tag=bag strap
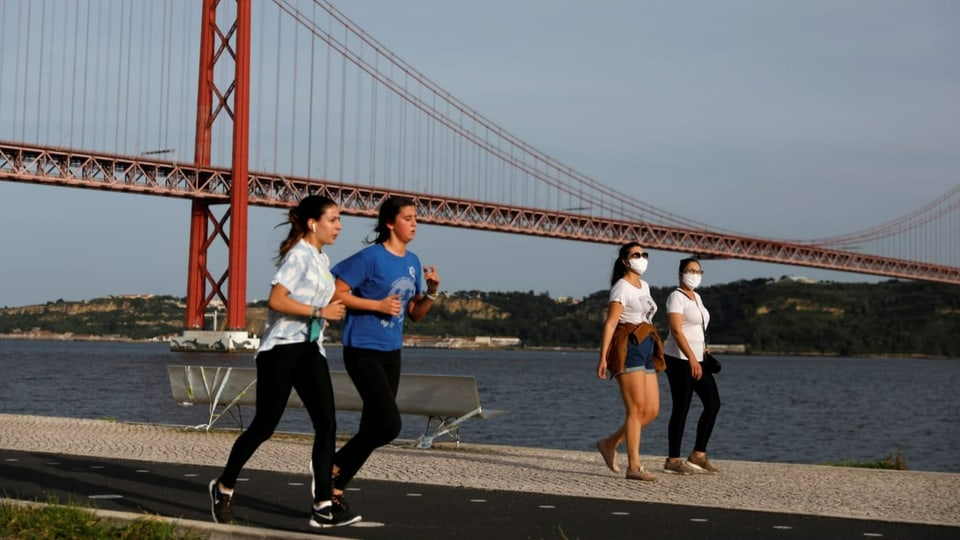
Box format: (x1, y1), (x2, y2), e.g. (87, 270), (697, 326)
(677, 288), (708, 348)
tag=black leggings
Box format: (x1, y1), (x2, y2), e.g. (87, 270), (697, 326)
(219, 342), (336, 502)
(664, 353), (721, 458)
(333, 346), (402, 489)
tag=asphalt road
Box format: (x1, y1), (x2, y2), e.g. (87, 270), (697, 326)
(1, 449), (956, 540)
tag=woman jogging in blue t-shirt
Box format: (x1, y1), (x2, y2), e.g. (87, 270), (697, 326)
(327, 195), (440, 515)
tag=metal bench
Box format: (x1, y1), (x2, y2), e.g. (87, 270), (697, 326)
(166, 365), (506, 449)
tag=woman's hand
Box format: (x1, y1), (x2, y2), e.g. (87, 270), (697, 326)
(596, 357), (609, 380)
(378, 294), (403, 316)
(320, 300), (345, 321)
(423, 265), (440, 294)
(689, 358), (703, 380)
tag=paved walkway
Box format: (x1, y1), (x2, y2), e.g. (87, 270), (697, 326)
(1, 413), (958, 533)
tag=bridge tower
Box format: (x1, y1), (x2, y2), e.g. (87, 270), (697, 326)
(170, 0), (255, 353)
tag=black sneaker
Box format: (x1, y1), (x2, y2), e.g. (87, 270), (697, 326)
(309, 497), (362, 528)
(208, 479), (234, 524)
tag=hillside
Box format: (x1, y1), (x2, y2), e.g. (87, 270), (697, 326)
(1, 278), (959, 357)
(0, 295), (186, 341)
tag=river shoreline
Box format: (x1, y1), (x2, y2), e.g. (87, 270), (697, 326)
(2, 334), (955, 359)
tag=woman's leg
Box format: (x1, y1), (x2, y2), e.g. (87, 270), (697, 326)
(597, 425), (623, 473)
(291, 345), (337, 504)
(664, 354), (695, 458)
(219, 346), (297, 489)
(333, 347), (402, 490)
(600, 424), (625, 449)
(692, 371), (721, 453)
(616, 372), (646, 472)
(640, 371), (660, 427)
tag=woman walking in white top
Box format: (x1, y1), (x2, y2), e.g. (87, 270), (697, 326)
(663, 257), (722, 474)
(595, 242), (662, 481)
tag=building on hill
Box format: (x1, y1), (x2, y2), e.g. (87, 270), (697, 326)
(404, 335), (522, 349)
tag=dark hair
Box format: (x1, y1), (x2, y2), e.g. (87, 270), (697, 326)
(610, 242), (643, 286)
(366, 195), (415, 245)
(277, 195), (337, 263)
(678, 257), (700, 274)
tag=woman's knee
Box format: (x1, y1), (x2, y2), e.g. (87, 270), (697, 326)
(625, 402), (648, 421)
(640, 404), (659, 425)
(371, 425), (401, 448)
(708, 398), (721, 417)
(363, 412), (402, 447)
(648, 402), (660, 419)
(241, 423), (276, 445)
(383, 412), (402, 440)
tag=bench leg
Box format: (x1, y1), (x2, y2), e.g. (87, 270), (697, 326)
(413, 408), (481, 449)
(186, 367), (256, 431)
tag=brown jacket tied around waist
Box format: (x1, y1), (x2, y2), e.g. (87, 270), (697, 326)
(606, 322), (665, 377)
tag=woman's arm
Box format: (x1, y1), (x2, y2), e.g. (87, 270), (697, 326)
(266, 283), (312, 317)
(597, 301), (624, 379)
(668, 310), (702, 380)
(267, 283), (345, 320)
(331, 278), (402, 317)
(407, 294), (433, 322)
(407, 265), (440, 322)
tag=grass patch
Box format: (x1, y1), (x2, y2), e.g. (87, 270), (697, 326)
(0, 500), (207, 539)
(820, 451), (908, 470)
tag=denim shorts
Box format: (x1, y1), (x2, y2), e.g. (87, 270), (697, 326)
(623, 334), (656, 374)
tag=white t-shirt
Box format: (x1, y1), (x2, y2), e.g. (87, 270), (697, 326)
(257, 239), (336, 357)
(663, 289), (710, 362)
(608, 278), (657, 324)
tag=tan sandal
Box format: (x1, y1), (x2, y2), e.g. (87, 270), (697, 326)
(625, 467), (658, 481)
(596, 439), (620, 473)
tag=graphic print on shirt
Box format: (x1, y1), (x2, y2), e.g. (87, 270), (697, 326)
(639, 295), (657, 320)
(380, 267), (417, 329)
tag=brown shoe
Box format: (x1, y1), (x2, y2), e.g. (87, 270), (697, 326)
(687, 452), (720, 473)
(663, 457), (695, 475)
(625, 467), (658, 481)
(596, 439), (620, 473)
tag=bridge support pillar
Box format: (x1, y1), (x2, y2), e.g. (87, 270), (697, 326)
(174, 0), (254, 353)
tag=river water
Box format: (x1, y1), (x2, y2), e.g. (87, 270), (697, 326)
(1, 340), (957, 473)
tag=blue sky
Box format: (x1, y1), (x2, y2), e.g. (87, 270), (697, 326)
(1, 0), (958, 307)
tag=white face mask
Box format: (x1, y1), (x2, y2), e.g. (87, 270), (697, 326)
(682, 272), (702, 289)
(628, 258), (648, 275)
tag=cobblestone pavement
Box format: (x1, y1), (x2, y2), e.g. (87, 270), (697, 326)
(2, 413), (957, 527)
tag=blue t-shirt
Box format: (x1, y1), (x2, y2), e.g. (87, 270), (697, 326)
(331, 243), (423, 351)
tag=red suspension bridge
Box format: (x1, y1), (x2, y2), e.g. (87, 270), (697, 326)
(1, 1), (958, 339)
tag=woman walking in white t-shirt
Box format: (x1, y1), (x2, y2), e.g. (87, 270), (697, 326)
(663, 257), (721, 474)
(595, 242), (663, 481)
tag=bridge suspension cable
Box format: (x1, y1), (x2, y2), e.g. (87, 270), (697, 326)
(802, 185), (960, 247)
(275, 0), (723, 232)
(0, 1), (957, 285)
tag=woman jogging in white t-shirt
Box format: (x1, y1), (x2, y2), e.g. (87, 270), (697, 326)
(207, 195), (360, 529)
